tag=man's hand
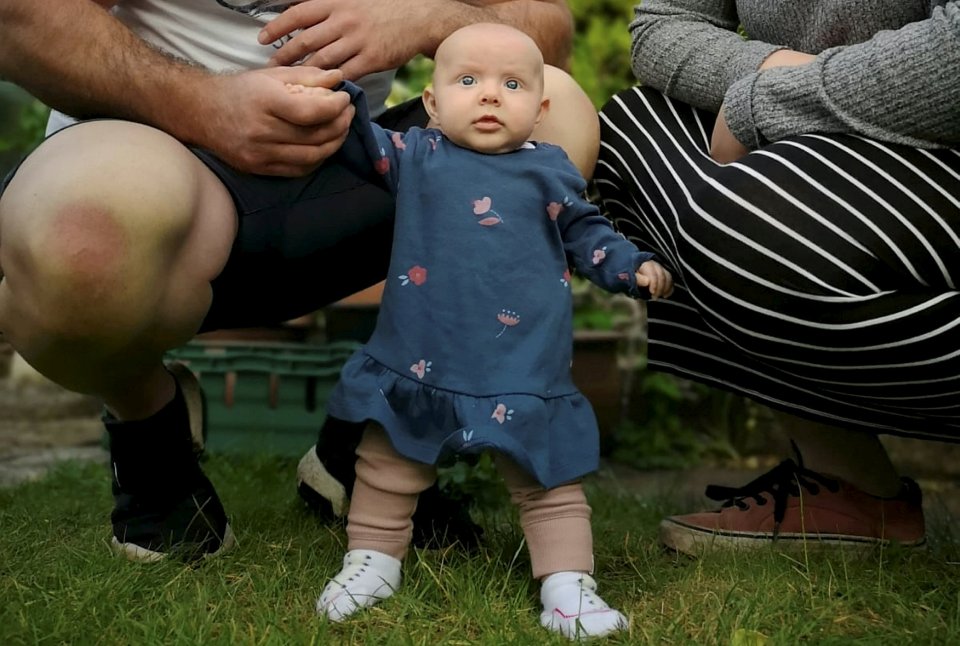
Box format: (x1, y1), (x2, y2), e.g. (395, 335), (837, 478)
(635, 260), (674, 300)
(259, 0), (436, 80)
(710, 49), (816, 164)
(258, 0), (574, 78)
(0, 0), (356, 178)
(196, 67), (354, 176)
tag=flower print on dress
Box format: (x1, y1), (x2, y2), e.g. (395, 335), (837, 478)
(592, 246), (607, 265)
(410, 359), (432, 380)
(398, 265), (427, 286)
(374, 147), (390, 174)
(546, 196), (573, 221)
(560, 268), (571, 287)
(496, 309), (520, 338)
(391, 132), (406, 150)
(472, 196), (503, 226)
(491, 403), (514, 424)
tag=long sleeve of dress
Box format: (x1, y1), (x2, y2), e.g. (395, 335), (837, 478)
(333, 80), (405, 193)
(552, 153), (655, 297)
(724, 1), (960, 150)
(630, 0), (782, 112)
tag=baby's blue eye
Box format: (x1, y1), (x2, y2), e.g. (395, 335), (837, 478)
(459, 75), (476, 86)
(505, 79), (520, 90)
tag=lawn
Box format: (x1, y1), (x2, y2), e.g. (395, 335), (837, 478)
(2, 454), (959, 645)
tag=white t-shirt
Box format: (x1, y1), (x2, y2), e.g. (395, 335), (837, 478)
(47, 0), (396, 133)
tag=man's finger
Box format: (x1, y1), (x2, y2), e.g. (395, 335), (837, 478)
(274, 89), (354, 128)
(258, 1), (330, 45)
(267, 65), (343, 88)
(256, 139), (349, 177)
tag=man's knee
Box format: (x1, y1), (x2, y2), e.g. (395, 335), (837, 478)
(0, 121), (223, 337)
(536, 66), (600, 179)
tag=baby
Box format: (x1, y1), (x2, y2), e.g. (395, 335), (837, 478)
(307, 23), (672, 639)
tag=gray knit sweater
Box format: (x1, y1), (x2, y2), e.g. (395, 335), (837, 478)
(630, 0), (959, 149)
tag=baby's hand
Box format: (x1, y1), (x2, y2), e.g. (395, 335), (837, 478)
(635, 260), (674, 300)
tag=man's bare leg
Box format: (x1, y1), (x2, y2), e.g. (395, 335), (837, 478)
(0, 120), (238, 560)
(0, 120), (236, 419)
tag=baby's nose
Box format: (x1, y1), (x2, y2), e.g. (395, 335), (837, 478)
(479, 84), (501, 104)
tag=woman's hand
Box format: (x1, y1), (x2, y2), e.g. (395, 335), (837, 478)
(709, 108), (748, 164)
(758, 49), (816, 71)
(710, 49), (816, 163)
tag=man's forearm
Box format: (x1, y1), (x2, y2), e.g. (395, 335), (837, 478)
(0, 0), (210, 141)
(427, 0), (573, 68)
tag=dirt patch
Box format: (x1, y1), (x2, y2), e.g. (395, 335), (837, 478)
(0, 380), (102, 450)
(0, 368), (105, 486)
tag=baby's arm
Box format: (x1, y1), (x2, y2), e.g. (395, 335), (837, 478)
(559, 197), (660, 299)
(286, 80), (403, 192)
(635, 260), (674, 300)
(549, 148), (664, 298)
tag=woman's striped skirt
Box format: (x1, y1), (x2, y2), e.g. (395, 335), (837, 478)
(594, 86), (960, 440)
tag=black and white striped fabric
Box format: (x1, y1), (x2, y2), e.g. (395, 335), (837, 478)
(594, 86), (960, 440)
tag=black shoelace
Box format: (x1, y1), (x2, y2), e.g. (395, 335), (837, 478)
(703, 442), (840, 537)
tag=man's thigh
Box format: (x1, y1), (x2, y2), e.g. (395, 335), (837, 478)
(198, 98), (428, 332)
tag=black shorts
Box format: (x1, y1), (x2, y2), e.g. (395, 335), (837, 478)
(1, 98), (428, 333)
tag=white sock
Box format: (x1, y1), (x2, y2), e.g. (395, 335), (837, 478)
(316, 549), (402, 622)
(540, 571), (629, 640)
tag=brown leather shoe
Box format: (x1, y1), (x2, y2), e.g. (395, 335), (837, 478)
(660, 451), (925, 556)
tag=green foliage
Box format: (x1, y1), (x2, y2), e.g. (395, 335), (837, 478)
(570, 276), (640, 331)
(568, 0), (637, 107)
(0, 82), (50, 174)
(437, 451), (510, 511)
(0, 98), (48, 152)
(611, 373), (710, 470)
(390, 54), (436, 106)
(612, 366), (786, 471)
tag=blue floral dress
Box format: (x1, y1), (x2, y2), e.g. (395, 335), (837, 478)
(326, 83), (655, 488)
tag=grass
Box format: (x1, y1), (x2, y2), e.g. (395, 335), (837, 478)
(2, 455), (960, 645)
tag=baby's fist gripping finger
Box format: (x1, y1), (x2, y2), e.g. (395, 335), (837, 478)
(637, 260), (673, 300)
(634, 268), (659, 300)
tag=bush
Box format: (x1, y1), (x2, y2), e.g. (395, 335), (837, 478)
(0, 82), (50, 175)
(569, 0), (638, 107)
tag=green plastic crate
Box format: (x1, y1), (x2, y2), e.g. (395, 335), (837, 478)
(166, 340), (360, 456)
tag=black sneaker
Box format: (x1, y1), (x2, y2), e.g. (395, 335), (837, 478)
(297, 417), (484, 550)
(106, 363), (234, 561)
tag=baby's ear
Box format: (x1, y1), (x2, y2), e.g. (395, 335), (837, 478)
(422, 86), (440, 124)
(535, 97), (550, 127)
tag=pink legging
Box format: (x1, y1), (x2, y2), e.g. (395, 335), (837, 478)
(346, 425), (594, 578)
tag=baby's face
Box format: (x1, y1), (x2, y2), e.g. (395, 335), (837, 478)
(424, 24), (548, 154)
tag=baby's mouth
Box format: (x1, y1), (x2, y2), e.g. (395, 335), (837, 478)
(474, 115), (503, 130)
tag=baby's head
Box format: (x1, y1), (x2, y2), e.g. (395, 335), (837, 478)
(423, 23), (549, 154)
